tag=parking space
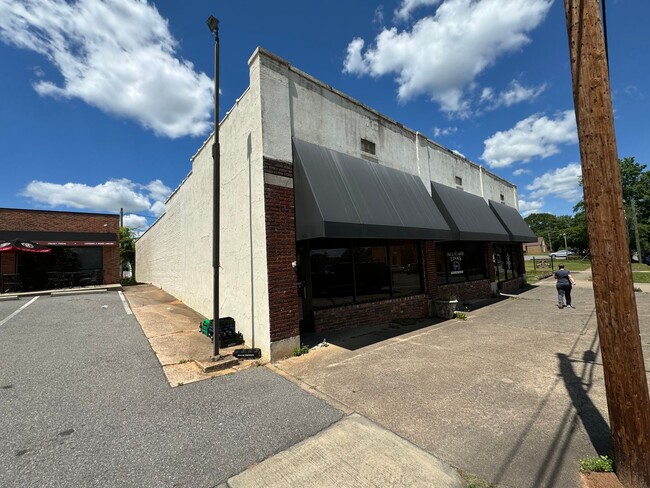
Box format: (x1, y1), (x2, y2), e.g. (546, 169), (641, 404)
(0, 291), (342, 488)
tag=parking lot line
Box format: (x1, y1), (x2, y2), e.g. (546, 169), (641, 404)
(0, 296), (39, 327)
(118, 291), (133, 315)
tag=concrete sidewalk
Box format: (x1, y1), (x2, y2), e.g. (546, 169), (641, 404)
(123, 284), (256, 386)
(122, 272), (648, 487)
(122, 284), (467, 487)
(276, 268), (650, 487)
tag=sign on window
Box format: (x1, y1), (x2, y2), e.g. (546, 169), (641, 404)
(447, 251), (465, 275)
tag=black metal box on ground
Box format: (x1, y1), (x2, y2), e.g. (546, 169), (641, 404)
(198, 317), (244, 347)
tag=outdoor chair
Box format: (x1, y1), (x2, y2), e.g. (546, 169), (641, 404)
(46, 272), (68, 289)
(79, 269), (103, 287)
(2, 274), (22, 294)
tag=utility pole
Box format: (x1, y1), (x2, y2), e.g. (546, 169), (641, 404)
(562, 233), (568, 251)
(564, 1), (650, 486)
(547, 231), (553, 252)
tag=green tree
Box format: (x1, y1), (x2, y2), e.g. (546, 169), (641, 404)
(119, 226), (136, 279)
(576, 157), (650, 253)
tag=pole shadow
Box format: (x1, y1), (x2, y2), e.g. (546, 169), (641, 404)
(556, 352), (611, 455)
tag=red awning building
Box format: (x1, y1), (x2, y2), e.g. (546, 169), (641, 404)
(0, 208), (120, 291)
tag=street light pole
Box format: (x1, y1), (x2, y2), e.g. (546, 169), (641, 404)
(562, 233), (568, 251)
(207, 15), (220, 359)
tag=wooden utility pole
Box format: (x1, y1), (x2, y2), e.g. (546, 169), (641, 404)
(564, 1), (650, 486)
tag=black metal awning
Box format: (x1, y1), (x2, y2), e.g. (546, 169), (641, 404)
(293, 138), (452, 241)
(488, 200), (537, 242)
(430, 182), (511, 242)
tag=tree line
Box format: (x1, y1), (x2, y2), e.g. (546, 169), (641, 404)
(525, 157), (650, 253)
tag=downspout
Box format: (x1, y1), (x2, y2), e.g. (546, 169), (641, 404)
(479, 165), (485, 198)
(415, 131), (421, 178)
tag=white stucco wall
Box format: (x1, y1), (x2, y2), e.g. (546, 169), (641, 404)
(136, 70), (273, 358)
(256, 48), (519, 208)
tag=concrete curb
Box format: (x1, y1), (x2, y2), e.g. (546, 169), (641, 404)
(51, 289), (108, 297)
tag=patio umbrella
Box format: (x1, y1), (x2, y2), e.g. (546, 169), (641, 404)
(0, 239), (52, 253)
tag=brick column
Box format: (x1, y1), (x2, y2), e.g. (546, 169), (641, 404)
(263, 159), (300, 357)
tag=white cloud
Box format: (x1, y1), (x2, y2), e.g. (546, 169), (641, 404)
(395, 0), (442, 21)
(0, 0), (213, 138)
(518, 198), (545, 216)
(482, 80), (546, 110)
(433, 126), (457, 137)
(482, 110), (578, 168)
(480, 87), (494, 103)
(21, 178), (170, 218)
(374, 6), (385, 26)
(526, 163), (583, 201)
(123, 214), (148, 232)
(451, 149), (465, 158)
(344, 0), (552, 115)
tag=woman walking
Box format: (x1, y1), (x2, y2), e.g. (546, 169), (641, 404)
(554, 264), (577, 308)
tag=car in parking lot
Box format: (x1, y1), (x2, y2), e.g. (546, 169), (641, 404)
(549, 249), (575, 258)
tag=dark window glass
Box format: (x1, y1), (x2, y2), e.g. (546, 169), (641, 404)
(435, 246), (447, 284)
(465, 242), (487, 280)
(310, 244), (353, 308)
(455, 176), (463, 187)
(493, 244), (521, 281)
(436, 242), (488, 284)
(389, 241), (422, 297)
(50, 246), (103, 271)
(354, 243), (390, 302)
(309, 239), (424, 309)
(361, 138), (376, 155)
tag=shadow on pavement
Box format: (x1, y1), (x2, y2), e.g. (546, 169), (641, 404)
(557, 352), (611, 455)
(300, 318), (441, 351)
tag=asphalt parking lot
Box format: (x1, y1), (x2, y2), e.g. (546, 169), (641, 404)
(0, 292), (342, 488)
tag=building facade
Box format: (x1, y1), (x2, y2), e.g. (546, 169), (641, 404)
(0, 208), (120, 290)
(136, 48), (536, 361)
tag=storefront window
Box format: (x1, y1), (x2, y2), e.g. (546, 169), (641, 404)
(390, 241), (422, 297)
(493, 244), (522, 281)
(436, 242), (488, 284)
(309, 239), (423, 309)
(310, 244), (353, 308)
(354, 243), (390, 301)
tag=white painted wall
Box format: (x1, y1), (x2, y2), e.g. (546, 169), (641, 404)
(136, 66), (273, 358)
(256, 49), (519, 208)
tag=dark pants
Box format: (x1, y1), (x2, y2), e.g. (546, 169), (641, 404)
(557, 284), (573, 306)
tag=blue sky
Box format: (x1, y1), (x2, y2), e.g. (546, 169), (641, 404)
(0, 0), (647, 232)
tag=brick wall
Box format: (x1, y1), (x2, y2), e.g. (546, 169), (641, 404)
(263, 160), (300, 343)
(314, 294), (429, 332)
(0, 208), (119, 233)
(437, 279), (493, 300)
(500, 277), (525, 294)
(0, 208), (120, 285)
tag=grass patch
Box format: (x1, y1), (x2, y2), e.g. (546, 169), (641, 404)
(292, 344), (310, 356)
(455, 311), (468, 321)
(633, 272), (650, 283)
(460, 471), (497, 488)
(631, 263), (650, 271)
(580, 455), (614, 473)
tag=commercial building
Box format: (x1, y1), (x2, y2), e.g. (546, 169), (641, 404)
(136, 48), (536, 361)
(0, 208), (120, 290)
